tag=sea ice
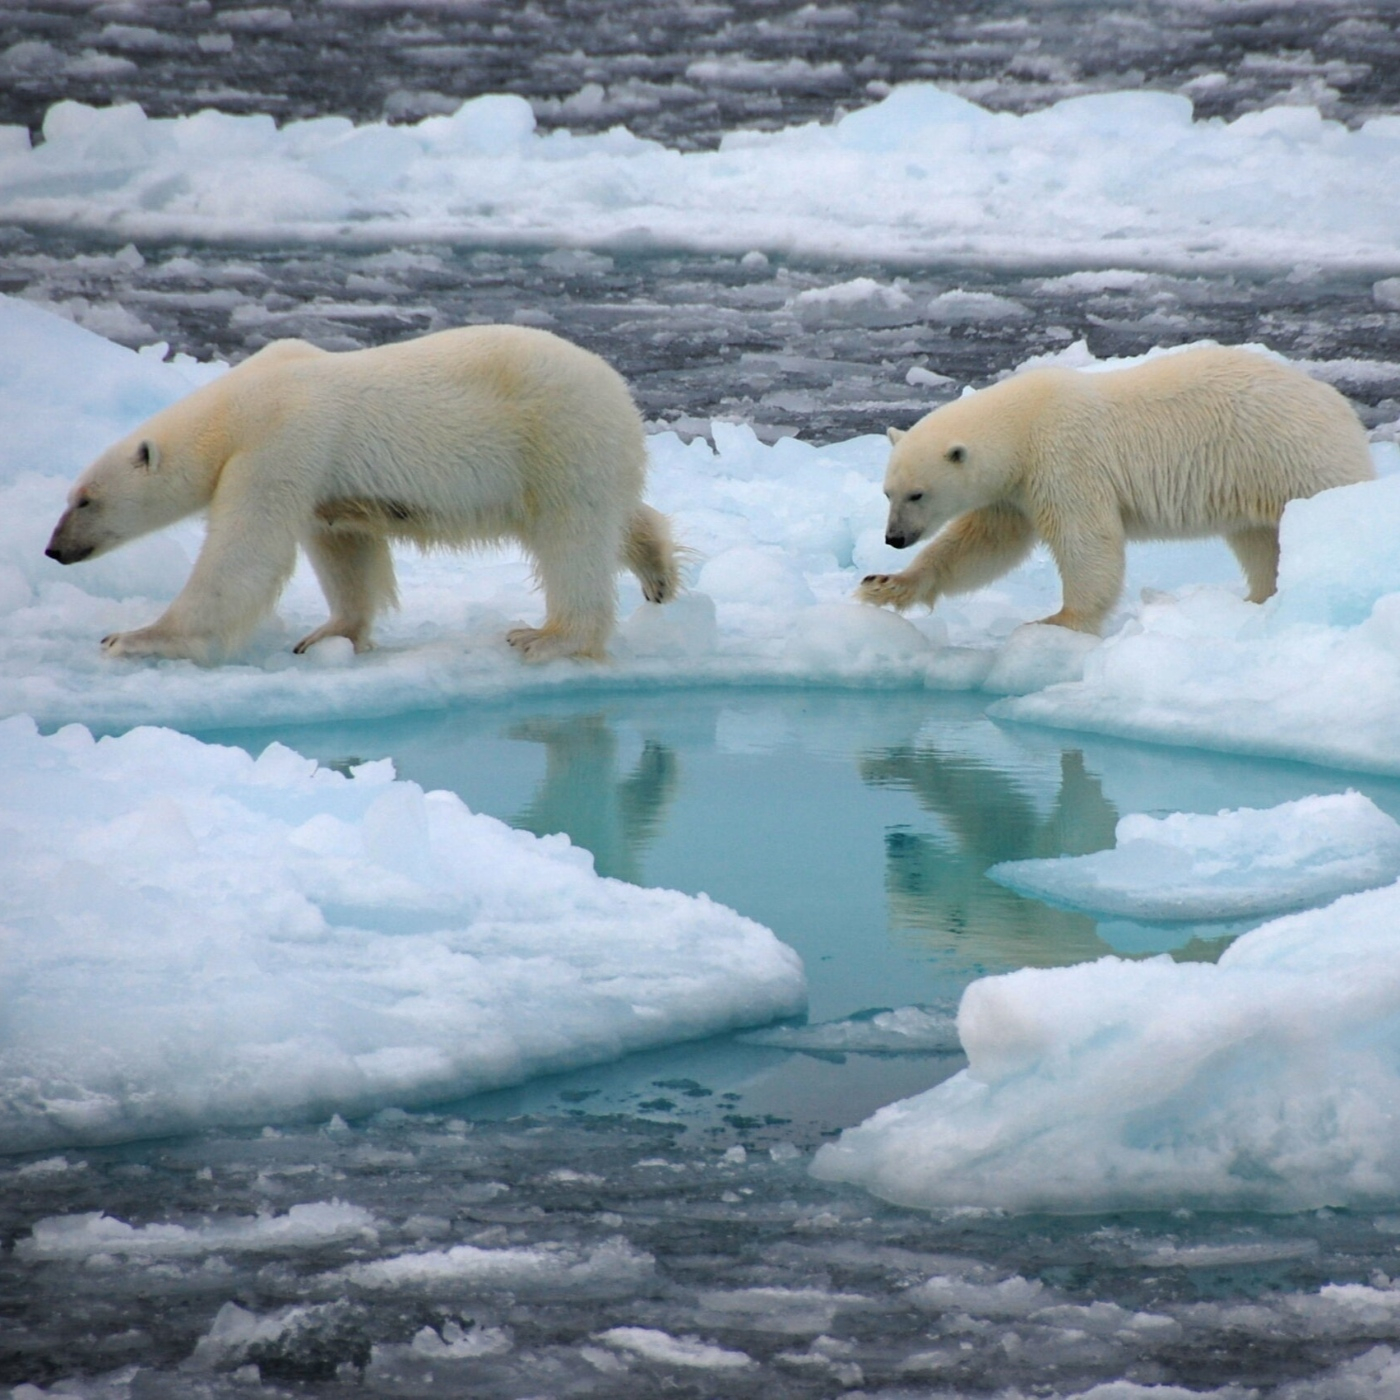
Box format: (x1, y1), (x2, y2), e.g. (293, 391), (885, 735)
(995, 473), (1400, 775)
(0, 714), (804, 1152)
(3, 84), (1400, 270)
(0, 295), (1284, 735)
(989, 792), (1400, 920)
(812, 880), (1400, 1212)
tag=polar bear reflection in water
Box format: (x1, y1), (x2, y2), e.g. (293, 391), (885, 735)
(863, 743), (1120, 969)
(860, 739), (1243, 969)
(509, 715), (679, 886)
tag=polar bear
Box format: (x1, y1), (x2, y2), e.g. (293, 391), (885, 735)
(46, 326), (679, 663)
(859, 346), (1374, 632)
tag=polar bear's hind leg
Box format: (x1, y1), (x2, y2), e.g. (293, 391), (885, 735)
(295, 527), (398, 654)
(1226, 524), (1281, 604)
(622, 503), (679, 603)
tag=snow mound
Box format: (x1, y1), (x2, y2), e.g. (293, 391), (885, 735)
(0, 715), (804, 1153)
(989, 792), (1400, 920)
(812, 881), (1400, 1212)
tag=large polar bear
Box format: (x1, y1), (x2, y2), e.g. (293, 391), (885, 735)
(46, 326), (679, 663)
(859, 346), (1374, 633)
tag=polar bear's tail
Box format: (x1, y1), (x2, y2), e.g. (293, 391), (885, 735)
(623, 504), (681, 604)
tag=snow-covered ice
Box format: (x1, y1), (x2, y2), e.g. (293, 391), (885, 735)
(989, 792), (1400, 920)
(994, 473), (1400, 775)
(0, 714), (804, 1152)
(5, 86), (1400, 271)
(7, 292), (1389, 752)
(812, 880), (1400, 1212)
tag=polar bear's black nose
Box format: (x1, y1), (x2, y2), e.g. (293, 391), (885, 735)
(45, 535), (92, 564)
(886, 532), (909, 549)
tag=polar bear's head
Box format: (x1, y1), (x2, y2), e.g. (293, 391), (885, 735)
(880, 389), (1021, 548)
(45, 399), (224, 565)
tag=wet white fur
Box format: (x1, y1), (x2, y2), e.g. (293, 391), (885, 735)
(859, 346), (1375, 632)
(50, 325), (678, 663)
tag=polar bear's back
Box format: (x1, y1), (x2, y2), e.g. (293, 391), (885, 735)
(1046, 346), (1374, 537)
(257, 325), (648, 543)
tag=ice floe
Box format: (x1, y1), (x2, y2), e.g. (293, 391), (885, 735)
(0, 714), (804, 1152)
(812, 880), (1400, 1212)
(989, 792), (1400, 920)
(4, 85), (1400, 270)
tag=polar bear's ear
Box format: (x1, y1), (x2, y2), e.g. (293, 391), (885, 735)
(946, 444), (967, 465)
(133, 440), (161, 472)
(886, 426), (907, 445)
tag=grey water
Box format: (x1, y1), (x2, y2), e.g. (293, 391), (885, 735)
(8, 0), (1400, 1393)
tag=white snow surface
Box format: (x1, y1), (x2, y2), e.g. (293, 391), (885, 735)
(0, 714), (804, 1153)
(811, 880), (1400, 1213)
(4, 86), (1400, 269)
(989, 792), (1400, 921)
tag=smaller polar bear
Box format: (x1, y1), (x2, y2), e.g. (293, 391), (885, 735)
(46, 325), (678, 663)
(859, 346), (1375, 632)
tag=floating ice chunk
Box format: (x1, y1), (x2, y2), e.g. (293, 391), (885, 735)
(17, 1201), (377, 1259)
(789, 277), (918, 327)
(599, 1327), (753, 1369)
(0, 81), (1395, 266)
(739, 1005), (960, 1054)
(910, 1273), (1050, 1317)
(409, 1320), (512, 1358)
(989, 792), (1400, 920)
(1375, 277), (1400, 310)
(833, 83), (995, 152)
(0, 716), (805, 1152)
(694, 1286), (871, 1335)
(341, 1237), (653, 1293)
(189, 1299), (368, 1373)
(1271, 477), (1400, 628)
(925, 289), (1030, 323)
(812, 880), (1400, 1212)
(905, 365), (954, 388)
(783, 602), (933, 678)
(616, 592), (719, 660)
(698, 547), (816, 610)
(424, 93), (536, 155)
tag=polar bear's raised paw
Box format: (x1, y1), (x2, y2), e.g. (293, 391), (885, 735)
(857, 572), (919, 610)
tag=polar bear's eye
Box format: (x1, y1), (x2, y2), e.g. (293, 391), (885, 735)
(907, 492), (924, 503)
(946, 446), (966, 464)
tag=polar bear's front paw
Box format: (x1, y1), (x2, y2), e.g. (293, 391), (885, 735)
(857, 572), (921, 610)
(506, 626), (603, 663)
(101, 626), (201, 661)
